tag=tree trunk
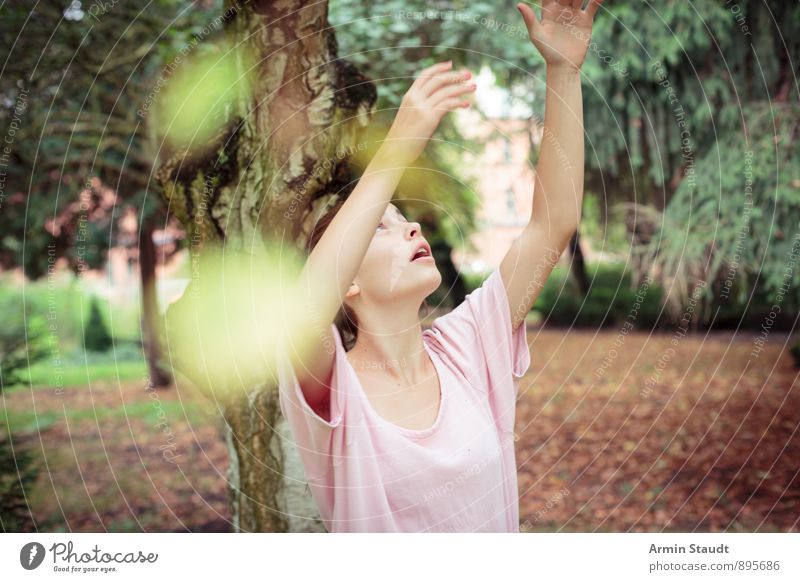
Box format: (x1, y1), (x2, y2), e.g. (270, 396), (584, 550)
(139, 222), (171, 389)
(156, 0), (376, 532)
(569, 230), (590, 296)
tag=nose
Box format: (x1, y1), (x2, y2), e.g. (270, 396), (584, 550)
(405, 221), (422, 239)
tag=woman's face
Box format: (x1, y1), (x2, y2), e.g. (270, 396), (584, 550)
(349, 203), (442, 306)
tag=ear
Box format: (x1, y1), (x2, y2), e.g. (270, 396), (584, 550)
(345, 282), (360, 300)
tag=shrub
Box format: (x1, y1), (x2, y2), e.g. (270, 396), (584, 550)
(0, 293), (48, 388)
(83, 297), (113, 352)
(0, 428), (37, 531)
(6, 276), (142, 349)
(534, 262), (664, 329)
(0, 293), (42, 530)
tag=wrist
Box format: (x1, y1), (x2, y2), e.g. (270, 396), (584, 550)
(546, 63), (582, 76)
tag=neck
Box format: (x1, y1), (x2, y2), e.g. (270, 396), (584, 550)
(346, 299), (430, 383)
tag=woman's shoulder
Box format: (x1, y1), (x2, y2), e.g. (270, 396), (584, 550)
(276, 323), (355, 431)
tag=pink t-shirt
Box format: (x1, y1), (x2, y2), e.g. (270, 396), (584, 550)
(277, 268), (531, 532)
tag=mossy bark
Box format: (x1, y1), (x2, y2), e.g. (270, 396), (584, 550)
(156, 0), (376, 532)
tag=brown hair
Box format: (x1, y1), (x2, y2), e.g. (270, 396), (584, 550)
(305, 199), (360, 351)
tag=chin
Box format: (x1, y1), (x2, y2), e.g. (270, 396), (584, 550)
(382, 262), (442, 300)
(422, 267), (443, 293)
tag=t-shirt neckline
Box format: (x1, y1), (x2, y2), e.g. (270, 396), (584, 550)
(345, 338), (446, 438)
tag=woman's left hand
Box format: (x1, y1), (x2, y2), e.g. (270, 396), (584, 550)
(516, 0), (604, 71)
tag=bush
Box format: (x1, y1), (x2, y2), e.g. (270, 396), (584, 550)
(458, 259), (794, 331)
(0, 293), (49, 388)
(711, 274), (797, 331)
(83, 297), (112, 352)
(534, 262), (664, 329)
(0, 293), (43, 526)
(3, 276), (142, 350)
(0, 428), (37, 531)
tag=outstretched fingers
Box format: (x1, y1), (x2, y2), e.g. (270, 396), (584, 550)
(414, 61), (453, 91)
(430, 77), (476, 106)
(540, 0), (563, 22)
(436, 97), (471, 111)
(423, 69), (472, 99)
(516, 2), (540, 34)
(585, 0), (604, 18)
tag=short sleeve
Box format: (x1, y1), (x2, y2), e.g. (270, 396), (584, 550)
(276, 323), (347, 482)
(425, 268), (531, 409)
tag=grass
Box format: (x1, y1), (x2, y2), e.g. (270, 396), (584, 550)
(1, 274), (143, 351)
(2, 274), (150, 390)
(20, 359), (149, 389)
(0, 399), (208, 435)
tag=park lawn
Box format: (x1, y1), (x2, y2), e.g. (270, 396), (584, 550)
(1, 397), (208, 435)
(21, 359), (149, 390)
(2, 375), (230, 533)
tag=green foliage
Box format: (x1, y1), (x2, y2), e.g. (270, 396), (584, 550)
(591, 2), (800, 320)
(0, 0), (215, 278)
(330, 1), (800, 324)
(581, 195), (630, 255)
(83, 298), (112, 353)
(0, 292), (48, 390)
(0, 285), (47, 528)
(646, 101), (800, 319)
(330, 1), (534, 106)
(2, 277), (142, 348)
(331, 0), (500, 252)
(2, 0), (796, 335)
(0, 279), (148, 389)
(534, 262), (664, 329)
(348, 109), (481, 258)
(0, 427), (37, 532)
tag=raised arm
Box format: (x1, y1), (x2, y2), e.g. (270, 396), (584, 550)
(500, 0), (604, 330)
(294, 61), (476, 418)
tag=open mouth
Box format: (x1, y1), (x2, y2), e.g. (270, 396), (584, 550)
(410, 242), (433, 262)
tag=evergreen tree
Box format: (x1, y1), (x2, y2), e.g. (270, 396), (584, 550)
(83, 298), (112, 353)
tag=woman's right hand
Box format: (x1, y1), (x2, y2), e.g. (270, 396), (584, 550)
(382, 61), (477, 165)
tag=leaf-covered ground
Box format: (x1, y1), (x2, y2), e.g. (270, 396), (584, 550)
(516, 329), (799, 532)
(2, 329), (797, 532)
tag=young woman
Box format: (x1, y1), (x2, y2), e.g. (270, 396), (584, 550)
(278, 0), (604, 532)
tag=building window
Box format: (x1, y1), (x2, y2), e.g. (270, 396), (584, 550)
(503, 138), (512, 163)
